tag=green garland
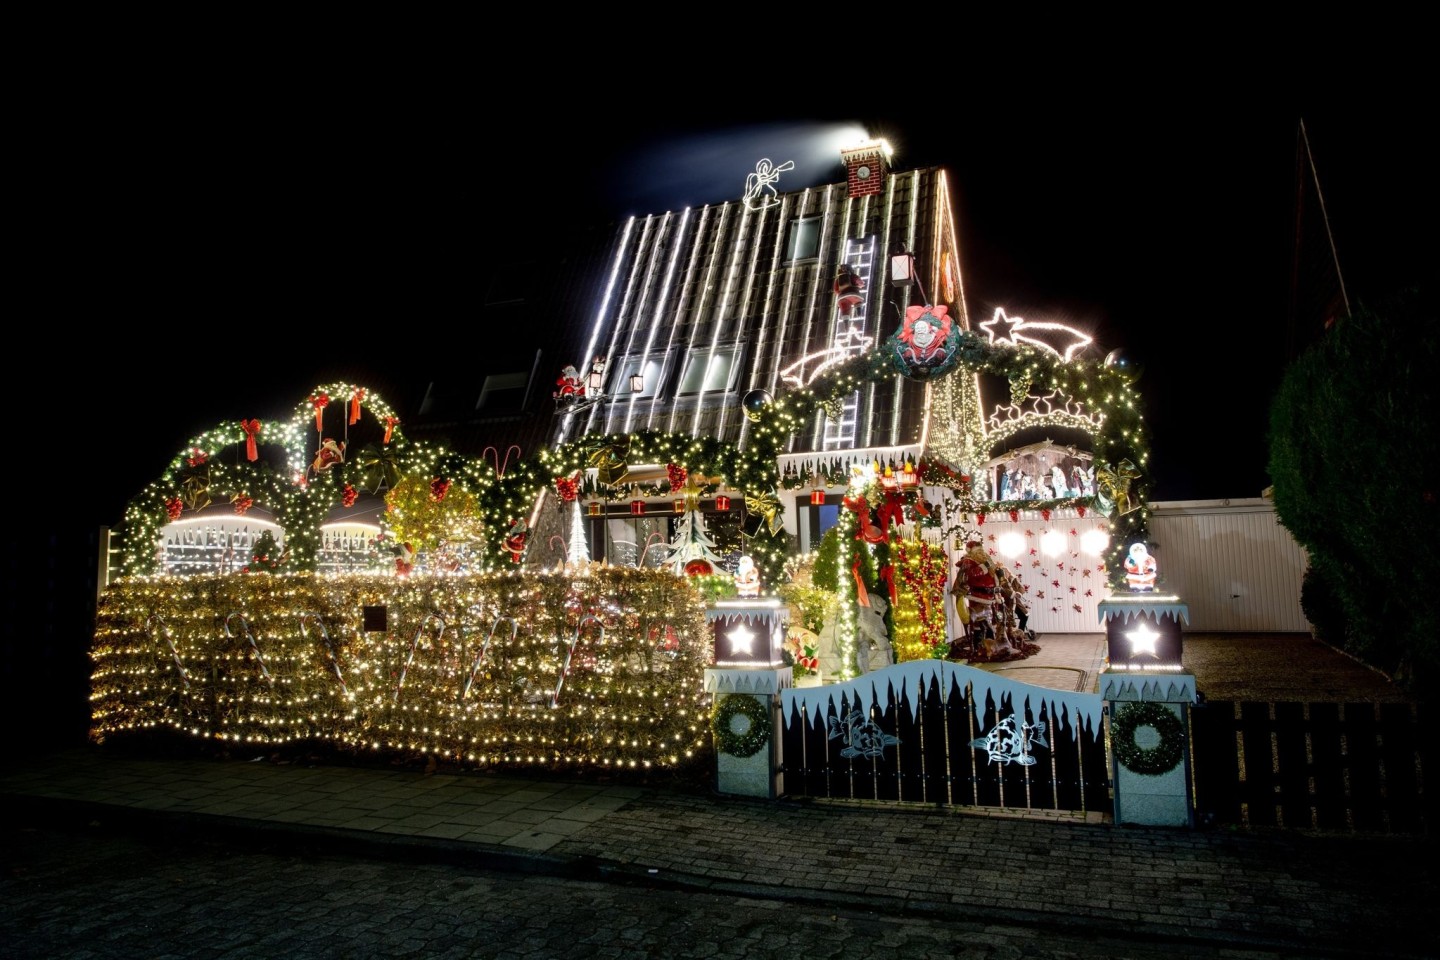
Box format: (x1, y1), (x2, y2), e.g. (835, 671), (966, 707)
(1110, 701), (1185, 776)
(712, 693), (771, 758)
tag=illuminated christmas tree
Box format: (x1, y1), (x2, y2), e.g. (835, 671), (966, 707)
(566, 499), (590, 568)
(665, 507), (727, 576)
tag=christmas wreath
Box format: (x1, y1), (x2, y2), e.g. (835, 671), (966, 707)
(1110, 701), (1185, 776)
(711, 694), (771, 758)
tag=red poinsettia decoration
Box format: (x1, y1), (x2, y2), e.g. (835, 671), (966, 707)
(185, 448), (208, 468)
(555, 474), (579, 502)
(342, 484), (358, 507)
(666, 463), (687, 493)
(165, 497), (183, 521)
(430, 478), (451, 502)
(232, 495), (254, 516)
(1009, 509), (1020, 523)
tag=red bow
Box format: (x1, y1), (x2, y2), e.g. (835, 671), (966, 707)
(310, 393), (330, 432)
(241, 419), (261, 462)
(383, 416), (398, 444)
(349, 389), (365, 425)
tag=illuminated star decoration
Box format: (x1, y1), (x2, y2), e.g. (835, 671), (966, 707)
(980, 308), (1094, 362)
(728, 624), (756, 656)
(779, 329), (875, 388)
(1126, 622), (1161, 658)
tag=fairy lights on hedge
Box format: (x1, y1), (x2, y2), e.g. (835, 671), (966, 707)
(90, 568), (711, 769)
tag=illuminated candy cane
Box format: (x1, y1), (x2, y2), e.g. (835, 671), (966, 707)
(145, 614), (190, 692)
(549, 535), (568, 561)
(396, 614), (445, 702)
(224, 613), (274, 692)
(297, 613), (348, 696)
(552, 615), (603, 708)
(461, 617), (517, 701)
(640, 533), (665, 568)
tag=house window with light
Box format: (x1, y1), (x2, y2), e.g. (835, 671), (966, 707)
(677, 345), (743, 395)
(785, 216), (821, 262)
(613, 355), (666, 399)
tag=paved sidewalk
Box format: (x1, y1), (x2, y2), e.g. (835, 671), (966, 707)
(2, 747), (1433, 959)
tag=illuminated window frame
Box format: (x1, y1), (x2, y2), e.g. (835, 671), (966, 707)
(785, 217), (821, 263)
(677, 344), (744, 396)
(612, 353), (668, 400)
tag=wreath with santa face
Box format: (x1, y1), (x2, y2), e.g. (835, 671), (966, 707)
(886, 305), (960, 380)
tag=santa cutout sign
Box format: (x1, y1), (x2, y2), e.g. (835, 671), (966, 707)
(885, 305), (960, 380)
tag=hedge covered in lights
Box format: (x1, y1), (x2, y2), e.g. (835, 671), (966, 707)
(91, 568), (712, 770)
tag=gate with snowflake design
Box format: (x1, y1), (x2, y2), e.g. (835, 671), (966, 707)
(780, 661), (1110, 813)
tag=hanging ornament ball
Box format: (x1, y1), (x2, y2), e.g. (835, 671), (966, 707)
(684, 559), (715, 577)
(742, 389), (773, 422)
(1104, 349), (1142, 379)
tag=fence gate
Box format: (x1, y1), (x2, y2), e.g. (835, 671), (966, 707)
(780, 661), (1110, 815)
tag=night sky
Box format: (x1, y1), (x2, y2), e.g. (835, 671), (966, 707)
(26, 65), (1430, 536)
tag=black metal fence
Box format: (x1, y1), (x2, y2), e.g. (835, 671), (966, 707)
(779, 664), (1110, 815)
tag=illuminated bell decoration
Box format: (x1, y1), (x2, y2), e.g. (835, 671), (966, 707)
(673, 499), (685, 514)
(810, 488), (825, 506)
(684, 559), (714, 577)
(587, 500), (602, 517)
(630, 499), (646, 516)
(714, 495), (731, 511)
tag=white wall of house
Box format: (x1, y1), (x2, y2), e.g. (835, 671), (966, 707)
(1148, 498), (1311, 632)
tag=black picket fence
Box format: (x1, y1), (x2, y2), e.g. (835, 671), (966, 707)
(1190, 699), (1436, 833)
(779, 667), (1110, 815)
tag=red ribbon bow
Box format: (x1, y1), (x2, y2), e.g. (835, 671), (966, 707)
(349, 389), (365, 425)
(310, 394), (330, 432)
(383, 416), (398, 444)
(241, 419), (261, 462)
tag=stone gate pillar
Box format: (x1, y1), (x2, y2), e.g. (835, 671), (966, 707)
(704, 598), (789, 799)
(1099, 592), (1195, 827)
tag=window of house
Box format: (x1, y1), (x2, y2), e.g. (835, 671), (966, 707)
(612, 355), (666, 400)
(785, 217), (821, 262)
(475, 371), (529, 413)
(677, 344), (742, 395)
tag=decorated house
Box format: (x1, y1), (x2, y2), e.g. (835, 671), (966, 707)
(92, 135), (1151, 771)
(512, 140), (1149, 671)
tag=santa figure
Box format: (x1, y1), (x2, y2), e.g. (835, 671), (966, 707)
(311, 438), (345, 474)
(553, 365), (586, 402)
(1124, 542), (1157, 591)
(733, 555), (761, 598)
(833, 264), (865, 316)
(502, 519), (529, 564)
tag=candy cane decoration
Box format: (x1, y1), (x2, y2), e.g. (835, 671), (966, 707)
(549, 535), (568, 561)
(145, 614), (190, 692)
(461, 617), (517, 701)
(224, 613), (274, 691)
(482, 445), (522, 479)
(552, 615), (603, 708)
(395, 614), (445, 702)
(640, 533), (665, 567)
(297, 613), (348, 696)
